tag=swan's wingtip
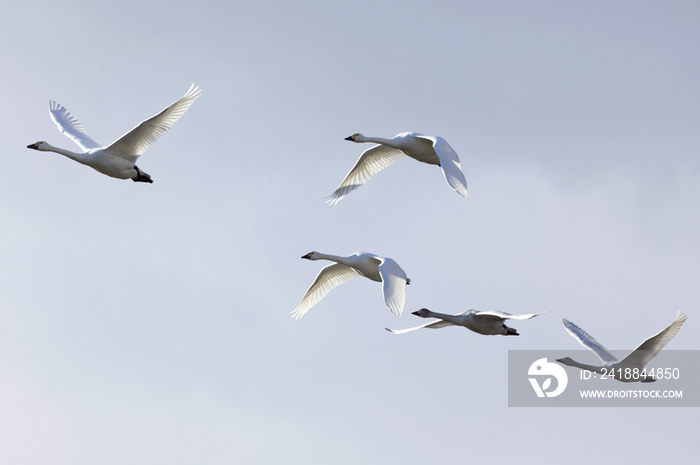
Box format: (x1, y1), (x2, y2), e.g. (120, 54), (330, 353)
(289, 308), (304, 320)
(185, 84), (203, 99)
(388, 307), (403, 318)
(325, 192), (343, 206)
(675, 311), (689, 324)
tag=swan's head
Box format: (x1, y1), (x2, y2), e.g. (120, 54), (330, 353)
(412, 308), (432, 318)
(27, 141), (48, 151)
(344, 133), (364, 142)
(301, 251), (320, 260)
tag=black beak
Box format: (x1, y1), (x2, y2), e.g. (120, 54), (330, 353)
(27, 144), (38, 150)
(411, 311), (420, 316)
(301, 253), (311, 259)
(344, 136), (353, 141)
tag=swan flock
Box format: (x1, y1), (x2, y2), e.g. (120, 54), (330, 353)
(26, 86), (690, 383)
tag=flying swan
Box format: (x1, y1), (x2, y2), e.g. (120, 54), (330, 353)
(556, 312), (688, 383)
(386, 308), (546, 336)
(27, 84), (202, 182)
(327, 132), (468, 204)
(292, 251), (410, 319)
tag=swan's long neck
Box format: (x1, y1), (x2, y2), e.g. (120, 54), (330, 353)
(312, 253), (352, 265)
(559, 358), (605, 374)
(44, 143), (90, 164)
(422, 310), (461, 324)
(357, 135), (401, 148)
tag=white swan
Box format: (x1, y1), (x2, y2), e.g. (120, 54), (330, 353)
(27, 84), (201, 182)
(327, 132), (467, 204)
(292, 251), (410, 319)
(556, 312), (688, 383)
(386, 308), (546, 336)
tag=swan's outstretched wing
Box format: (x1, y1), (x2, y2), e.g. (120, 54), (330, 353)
(386, 320), (455, 334)
(618, 312), (688, 368)
(475, 310), (547, 321)
(562, 318), (618, 363)
(291, 263), (360, 319)
(105, 84), (201, 163)
(377, 257), (409, 317)
(420, 136), (467, 197)
(49, 101), (101, 151)
(327, 144), (407, 205)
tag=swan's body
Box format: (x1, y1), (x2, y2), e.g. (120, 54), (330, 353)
(292, 251), (410, 319)
(556, 312), (688, 383)
(327, 132), (468, 204)
(27, 84), (201, 182)
(386, 308), (546, 336)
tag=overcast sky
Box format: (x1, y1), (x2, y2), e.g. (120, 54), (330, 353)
(1, 1), (699, 463)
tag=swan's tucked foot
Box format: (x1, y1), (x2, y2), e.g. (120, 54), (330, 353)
(132, 166), (153, 183)
(132, 175), (153, 183)
(506, 327), (519, 336)
(406, 278), (411, 285)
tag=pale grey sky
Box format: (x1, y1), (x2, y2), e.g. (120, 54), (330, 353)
(1, 1), (698, 463)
